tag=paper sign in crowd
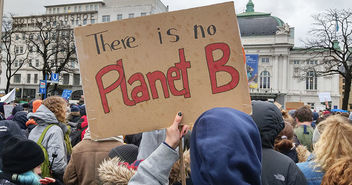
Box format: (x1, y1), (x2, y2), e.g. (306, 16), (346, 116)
(74, 2), (251, 139)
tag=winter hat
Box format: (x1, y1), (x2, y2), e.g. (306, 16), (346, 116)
(108, 144), (139, 164)
(1, 137), (44, 174)
(71, 105), (80, 113)
(32, 100), (42, 113)
(13, 111), (28, 130)
(80, 105), (86, 116)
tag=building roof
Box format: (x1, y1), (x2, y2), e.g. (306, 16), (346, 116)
(237, 0), (285, 36)
(44, 0), (105, 8)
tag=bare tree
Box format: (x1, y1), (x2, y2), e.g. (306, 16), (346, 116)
(14, 16), (77, 95)
(1, 15), (29, 93)
(303, 9), (352, 110)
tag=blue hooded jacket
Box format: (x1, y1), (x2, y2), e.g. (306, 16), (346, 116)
(190, 107), (262, 185)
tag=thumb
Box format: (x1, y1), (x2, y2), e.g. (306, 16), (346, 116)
(172, 112), (183, 128)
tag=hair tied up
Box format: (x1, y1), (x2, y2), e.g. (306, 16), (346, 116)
(281, 135), (287, 139)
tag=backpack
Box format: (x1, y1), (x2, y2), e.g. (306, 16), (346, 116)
(36, 125), (54, 178)
(69, 124), (88, 147)
(37, 124), (72, 178)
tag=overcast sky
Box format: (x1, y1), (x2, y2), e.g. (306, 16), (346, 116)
(3, 0), (352, 46)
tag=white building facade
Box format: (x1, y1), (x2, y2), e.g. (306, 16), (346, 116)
(240, 1), (340, 110)
(0, 0), (168, 99)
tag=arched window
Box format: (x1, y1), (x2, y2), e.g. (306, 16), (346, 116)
(260, 71), (270, 89)
(306, 71), (317, 90)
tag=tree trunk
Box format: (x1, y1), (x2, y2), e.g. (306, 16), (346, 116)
(342, 77), (351, 110)
(5, 79), (11, 94)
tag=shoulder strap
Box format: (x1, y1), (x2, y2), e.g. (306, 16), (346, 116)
(37, 124), (55, 145)
(36, 124), (55, 178)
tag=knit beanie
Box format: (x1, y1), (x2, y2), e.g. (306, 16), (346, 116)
(108, 144), (138, 164)
(1, 137), (44, 174)
(71, 105), (80, 113)
(32, 100), (42, 113)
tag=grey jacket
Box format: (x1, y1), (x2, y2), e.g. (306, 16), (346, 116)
(28, 105), (67, 175)
(128, 143), (178, 185)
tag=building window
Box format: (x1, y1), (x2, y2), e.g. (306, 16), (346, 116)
(73, 74), (80, 86)
(76, 20), (79, 25)
(90, 4), (93, 10)
(129, 13), (134, 18)
(117, 14), (123, 20)
(306, 71), (317, 90)
(63, 74), (70, 85)
(64, 7), (67, 13)
(68, 6), (71, 12)
(294, 67), (299, 73)
(91, 19), (95, 24)
(102, 15), (110, 22)
(48, 8), (52, 14)
(14, 74), (21, 83)
(15, 46), (19, 54)
(15, 34), (20, 40)
(14, 60), (18, 67)
(53, 8), (56, 14)
(57, 8), (60, 13)
(35, 59), (39, 67)
(79, 5), (82, 11)
(293, 60), (300, 64)
(141, 12), (147, 16)
(27, 74), (31, 83)
(94, 4), (98, 10)
(85, 5), (89, 11)
(74, 6), (77, 12)
(83, 19), (87, 25)
(34, 74), (38, 84)
(260, 71), (270, 89)
(71, 60), (75, 68)
(261, 57), (269, 63)
(23, 89), (36, 99)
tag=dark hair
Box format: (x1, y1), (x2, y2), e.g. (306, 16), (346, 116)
(274, 122), (294, 153)
(294, 105), (313, 122)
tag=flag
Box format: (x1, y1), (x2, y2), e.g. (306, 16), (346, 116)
(0, 89), (16, 103)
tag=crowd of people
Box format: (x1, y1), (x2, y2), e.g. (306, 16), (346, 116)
(0, 97), (352, 185)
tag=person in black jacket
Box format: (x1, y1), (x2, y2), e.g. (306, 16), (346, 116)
(251, 101), (307, 185)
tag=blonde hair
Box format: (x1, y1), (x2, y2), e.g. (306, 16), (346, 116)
(313, 115), (352, 171)
(42, 96), (67, 123)
(321, 157), (352, 185)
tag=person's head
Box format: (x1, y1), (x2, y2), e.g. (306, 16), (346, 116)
(80, 105), (86, 117)
(13, 111), (28, 130)
(190, 107), (262, 185)
(274, 122), (294, 153)
(1, 137), (44, 174)
(42, 96), (67, 123)
(294, 105), (313, 123)
(70, 105), (80, 113)
(313, 115), (352, 171)
(32, 100), (42, 113)
(251, 101), (285, 148)
(108, 144), (139, 164)
(321, 157), (352, 185)
(12, 105), (24, 116)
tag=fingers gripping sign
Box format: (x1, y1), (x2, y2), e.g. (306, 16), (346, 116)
(165, 112), (189, 149)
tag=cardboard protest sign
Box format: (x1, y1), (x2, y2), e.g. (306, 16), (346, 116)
(318, 92), (331, 102)
(285, 102), (304, 110)
(74, 2), (251, 139)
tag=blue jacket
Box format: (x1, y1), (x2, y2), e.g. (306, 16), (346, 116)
(297, 156), (324, 185)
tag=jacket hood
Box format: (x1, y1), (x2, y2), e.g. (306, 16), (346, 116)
(13, 111), (28, 130)
(190, 107), (262, 185)
(27, 104), (58, 125)
(11, 105), (23, 116)
(251, 101), (285, 148)
(98, 151), (191, 185)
